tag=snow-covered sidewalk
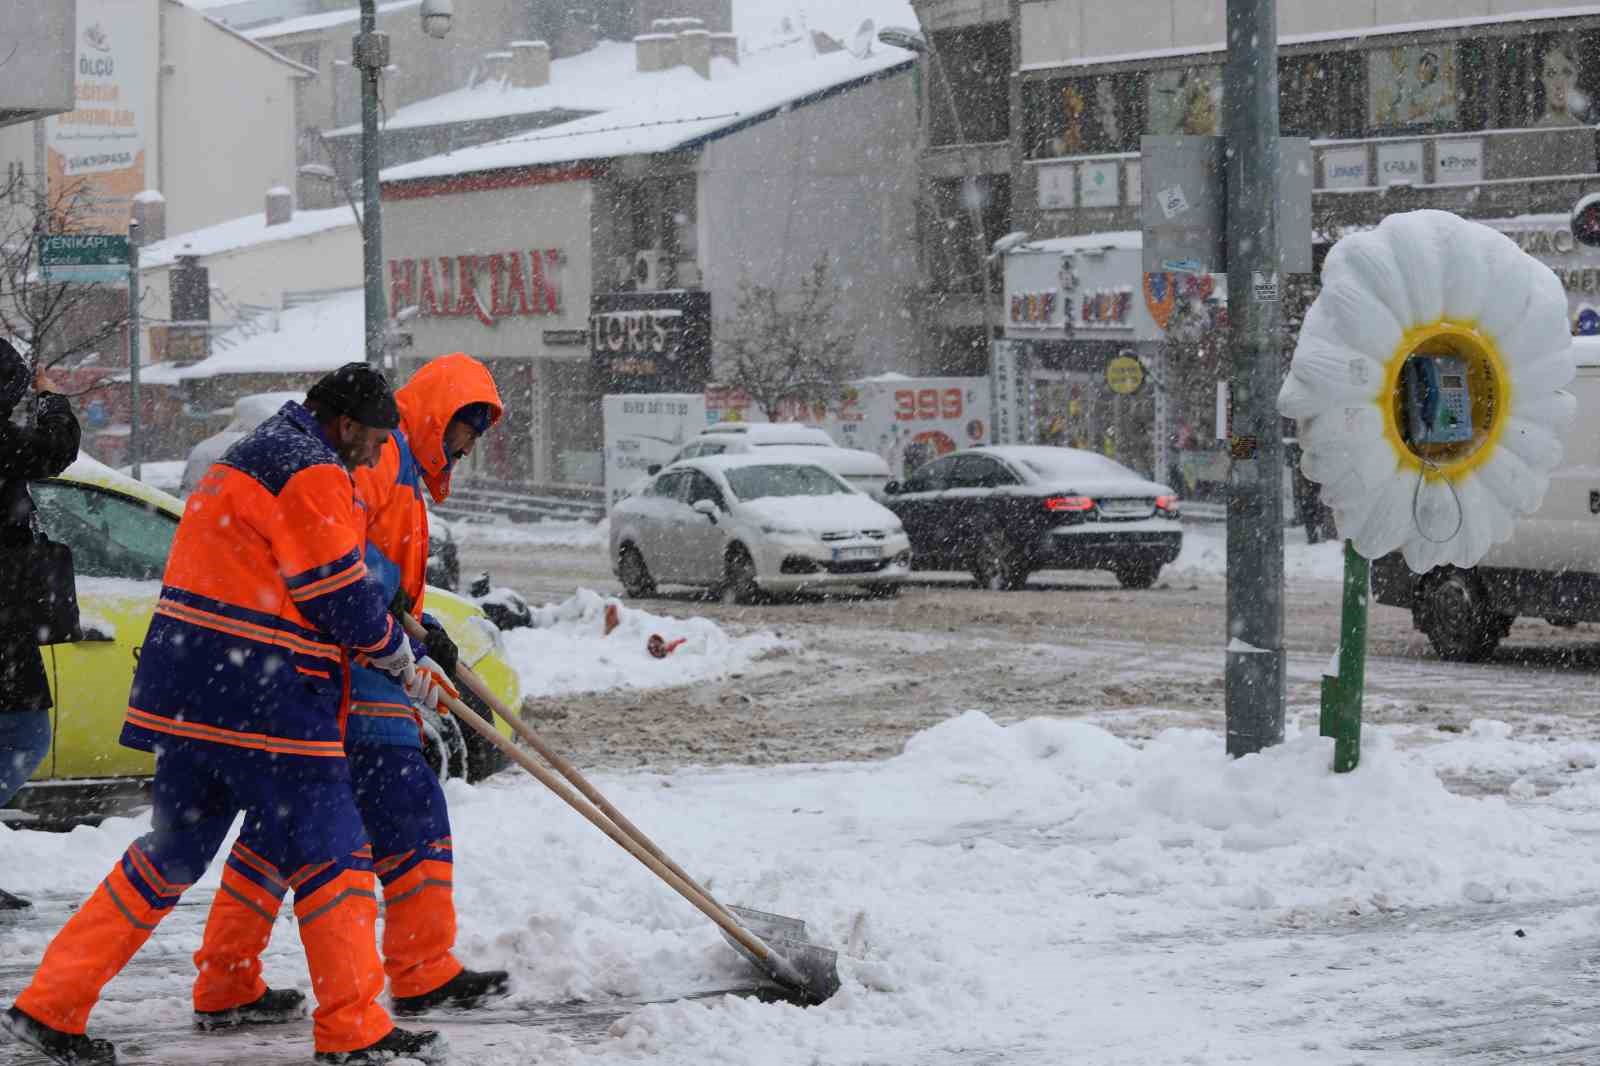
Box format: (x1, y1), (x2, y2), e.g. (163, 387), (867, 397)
(8, 708), (1600, 1064)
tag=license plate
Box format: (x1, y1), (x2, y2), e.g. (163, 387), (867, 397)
(833, 546), (881, 562)
(1100, 499), (1152, 517)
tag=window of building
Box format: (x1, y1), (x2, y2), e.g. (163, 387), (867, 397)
(1147, 66), (1223, 136)
(1021, 72), (1145, 158)
(1279, 53), (1364, 138)
(928, 24), (1011, 146)
(925, 174), (1011, 295)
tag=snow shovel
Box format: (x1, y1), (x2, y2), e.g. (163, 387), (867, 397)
(401, 613), (841, 1004)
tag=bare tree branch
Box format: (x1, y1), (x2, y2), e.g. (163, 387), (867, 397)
(714, 256), (860, 420)
(0, 173), (135, 378)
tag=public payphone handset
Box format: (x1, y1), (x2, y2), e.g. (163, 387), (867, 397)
(1402, 354), (1474, 447)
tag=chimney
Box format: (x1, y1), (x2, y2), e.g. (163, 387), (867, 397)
(131, 189), (166, 245)
(169, 253), (212, 364)
(509, 40), (550, 88)
(482, 50), (513, 85)
(709, 32), (738, 66)
(265, 186), (293, 227)
(635, 32), (676, 73)
(678, 27), (710, 79)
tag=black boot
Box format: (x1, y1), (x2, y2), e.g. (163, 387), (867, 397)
(312, 1027), (447, 1065)
(193, 987), (307, 1031)
(391, 969), (510, 1016)
(0, 888), (32, 910)
(2, 1006), (117, 1066)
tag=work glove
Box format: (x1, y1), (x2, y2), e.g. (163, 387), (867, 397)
(407, 655), (460, 711)
(421, 615), (459, 677)
(366, 637), (416, 686)
(389, 587), (415, 618)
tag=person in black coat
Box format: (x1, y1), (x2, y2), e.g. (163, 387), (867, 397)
(0, 339), (81, 909)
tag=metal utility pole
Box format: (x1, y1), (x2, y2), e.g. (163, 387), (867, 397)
(1222, 0), (1286, 756)
(355, 0), (388, 366)
(128, 220), (142, 481)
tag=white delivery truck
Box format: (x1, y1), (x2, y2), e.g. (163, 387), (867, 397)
(1372, 335), (1600, 660)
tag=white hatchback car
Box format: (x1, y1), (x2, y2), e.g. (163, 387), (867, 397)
(610, 455), (913, 601)
(648, 422), (895, 498)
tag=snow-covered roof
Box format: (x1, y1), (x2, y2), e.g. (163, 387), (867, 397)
(139, 289), (362, 384)
(244, 0), (419, 39)
(329, 41), (662, 136)
(1007, 232), (1143, 256)
(164, 0), (317, 76)
(380, 42), (912, 184)
(139, 205), (356, 270)
(733, 0), (915, 42)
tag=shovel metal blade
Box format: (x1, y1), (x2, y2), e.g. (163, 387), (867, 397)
(719, 904), (841, 1005)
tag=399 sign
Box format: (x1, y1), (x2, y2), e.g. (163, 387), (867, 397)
(894, 388), (964, 422)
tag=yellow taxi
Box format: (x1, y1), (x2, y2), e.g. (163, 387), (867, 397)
(9, 455), (520, 824)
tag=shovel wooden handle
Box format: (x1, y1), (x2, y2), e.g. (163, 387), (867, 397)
(403, 611), (736, 921)
(403, 613), (796, 981)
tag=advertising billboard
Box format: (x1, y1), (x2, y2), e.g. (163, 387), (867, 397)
(47, 0), (147, 232)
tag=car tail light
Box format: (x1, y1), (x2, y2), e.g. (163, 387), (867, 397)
(1045, 495), (1094, 512)
(1156, 495), (1181, 516)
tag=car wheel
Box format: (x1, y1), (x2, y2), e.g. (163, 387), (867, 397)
(863, 582), (901, 599)
(970, 529), (1026, 591)
(1113, 561), (1162, 590)
(618, 544), (656, 598)
(720, 545), (762, 605)
(1416, 569), (1504, 662)
(418, 705), (468, 781)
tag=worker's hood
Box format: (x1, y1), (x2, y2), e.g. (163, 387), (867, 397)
(396, 353), (504, 503)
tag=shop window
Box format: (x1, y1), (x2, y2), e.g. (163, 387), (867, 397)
(1021, 72), (1145, 158)
(925, 175), (1010, 296)
(928, 24), (1011, 147)
(1279, 53), (1364, 138)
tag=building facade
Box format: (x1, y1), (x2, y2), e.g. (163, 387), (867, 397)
(378, 42), (919, 492)
(909, 0), (1600, 488)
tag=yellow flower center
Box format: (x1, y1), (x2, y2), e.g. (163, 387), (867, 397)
(1380, 319), (1510, 482)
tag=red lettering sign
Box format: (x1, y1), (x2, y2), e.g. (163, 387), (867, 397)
(384, 249), (564, 325)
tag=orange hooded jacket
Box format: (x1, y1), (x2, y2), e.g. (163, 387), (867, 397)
(347, 355), (503, 744)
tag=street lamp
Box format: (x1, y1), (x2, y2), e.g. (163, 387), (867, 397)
(355, 1), (452, 365)
(420, 0), (452, 39)
(878, 24), (998, 365)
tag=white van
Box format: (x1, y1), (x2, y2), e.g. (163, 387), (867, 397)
(1372, 336), (1600, 660)
(648, 423), (895, 497)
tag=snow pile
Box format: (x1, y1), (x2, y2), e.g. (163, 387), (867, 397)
(1170, 524), (1347, 582)
(7, 711), (1600, 1062)
(502, 588), (786, 698)
(138, 290), (363, 385)
(447, 517), (607, 549)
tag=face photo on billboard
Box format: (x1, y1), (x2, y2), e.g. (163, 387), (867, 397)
(1148, 68), (1222, 136)
(1369, 44), (1458, 128)
(1532, 35), (1591, 128)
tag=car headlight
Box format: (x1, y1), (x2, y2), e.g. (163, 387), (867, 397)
(761, 524), (806, 536)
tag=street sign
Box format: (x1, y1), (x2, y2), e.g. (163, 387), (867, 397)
(1141, 136), (1313, 274)
(39, 234), (130, 284)
(39, 234), (129, 265)
(1106, 354), (1145, 395)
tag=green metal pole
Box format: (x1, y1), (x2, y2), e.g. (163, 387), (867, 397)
(1319, 540), (1369, 773)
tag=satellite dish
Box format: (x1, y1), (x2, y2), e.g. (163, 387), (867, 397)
(850, 18), (875, 59)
